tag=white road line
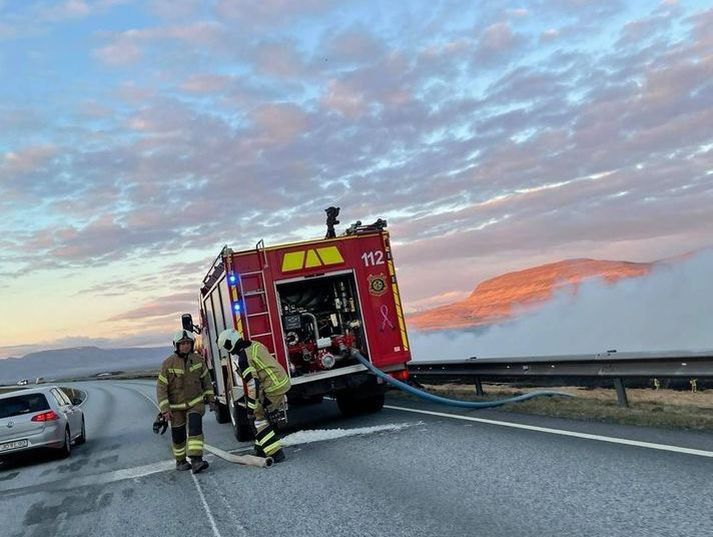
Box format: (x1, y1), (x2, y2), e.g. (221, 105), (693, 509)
(212, 478), (249, 537)
(117, 382), (225, 537)
(385, 404), (713, 458)
(83, 460), (176, 484)
(130, 386), (161, 411)
(2, 460), (180, 496)
(192, 473), (223, 537)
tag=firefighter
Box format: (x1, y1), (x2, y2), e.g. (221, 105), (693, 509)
(217, 329), (291, 463)
(157, 329), (215, 473)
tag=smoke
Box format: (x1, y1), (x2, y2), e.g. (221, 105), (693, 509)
(409, 249), (713, 361)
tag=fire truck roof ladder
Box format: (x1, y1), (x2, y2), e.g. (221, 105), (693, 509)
(201, 245), (230, 296)
(238, 265), (278, 355)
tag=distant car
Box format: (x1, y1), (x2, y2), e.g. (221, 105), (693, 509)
(0, 386), (86, 460)
(16, 379), (29, 386)
(35, 377), (45, 384)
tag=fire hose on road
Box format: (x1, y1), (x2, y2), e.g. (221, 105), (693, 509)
(351, 350), (572, 409)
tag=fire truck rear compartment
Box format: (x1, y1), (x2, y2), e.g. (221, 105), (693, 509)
(276, 273), (368, 378)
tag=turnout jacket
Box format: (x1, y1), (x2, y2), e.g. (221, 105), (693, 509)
(157, 352), (214, 413)
(232, 341), (290, 413)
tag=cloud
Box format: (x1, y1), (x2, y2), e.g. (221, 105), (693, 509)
(215, 0), (334, 26)
(0, 0), (132, 40)
(506, 8), (529, 18)
(180, 73), (233, 93)
(321, 79), (369, 118)
(0, 21), (18, 39)
(94, 39), (142, 65)
(540, 28), (560, 42)
(1, 144), (57, 174)
(251, 103), (309, 144)
(324, 28), (387, 64)
(93, 21), (226, 66)
(106, 291), (196, 322)
(149, 0), (202, 20)
(252, 40), (312, 79)
(44, 0), (92, 21)
(474, 22), (524, 63)
(616, 12), (673, 47)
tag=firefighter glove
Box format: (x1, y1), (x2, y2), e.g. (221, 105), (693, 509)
(152, 412), (168, 435)
(265, 395), (286, 413)
(268, 396), (288, 424)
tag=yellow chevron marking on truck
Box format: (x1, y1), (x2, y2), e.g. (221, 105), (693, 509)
(304, 249), (321, 268)
(282, 251), (305, 272)
(281, 246), (344, 272)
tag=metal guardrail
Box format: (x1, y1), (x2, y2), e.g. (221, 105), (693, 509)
(407, 350), (713, 407)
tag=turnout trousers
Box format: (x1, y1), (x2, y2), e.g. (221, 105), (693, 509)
(170, 407), (204, 461)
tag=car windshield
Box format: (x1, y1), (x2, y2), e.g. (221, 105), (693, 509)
(0, 394), (50, 419)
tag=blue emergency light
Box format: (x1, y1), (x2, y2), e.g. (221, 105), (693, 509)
(233, 302), (241, 313)
(228, 273), (238, 285)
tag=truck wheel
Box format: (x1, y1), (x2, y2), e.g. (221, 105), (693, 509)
(214, 401), (230, 424)
(233, 404), (254, 442)
(362, 392), (385, 413)
(228, 395), (254, 442)
(290, 395), (323, 407)
(336, 393), (360, 417)
(337, 391), (384, 417)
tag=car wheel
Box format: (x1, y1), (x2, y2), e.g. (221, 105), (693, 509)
(60, 428), (72, 459)
(75, 419), (86, 445)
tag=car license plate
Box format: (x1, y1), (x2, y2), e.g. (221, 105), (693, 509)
(0, 439), (28, 452)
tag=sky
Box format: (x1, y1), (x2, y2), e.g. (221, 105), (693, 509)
(0, 0), (711, 359)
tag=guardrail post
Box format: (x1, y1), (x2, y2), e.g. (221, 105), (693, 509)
(613, 378), (629, 408)
(474, 376), (484, 397)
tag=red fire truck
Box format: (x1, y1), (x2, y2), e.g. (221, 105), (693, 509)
(198, 217), (412, 441)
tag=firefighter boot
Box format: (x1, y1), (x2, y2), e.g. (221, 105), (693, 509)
(190, 457), (209, 474)
(176, 460), (191, 471)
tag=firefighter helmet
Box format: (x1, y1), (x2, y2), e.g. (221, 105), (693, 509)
(173, 329), (195, 351)
(217, 328), (242, 353)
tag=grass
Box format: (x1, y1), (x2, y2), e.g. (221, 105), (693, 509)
(396, 383), (713, 431)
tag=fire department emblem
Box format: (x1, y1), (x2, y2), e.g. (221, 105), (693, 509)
(368, 273), (388, 296)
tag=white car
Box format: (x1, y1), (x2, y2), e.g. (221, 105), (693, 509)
(0, 386), (86, 460)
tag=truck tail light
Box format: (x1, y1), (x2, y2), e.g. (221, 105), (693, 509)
(389, 369), (409, 382)
(31, 411), (59, 422)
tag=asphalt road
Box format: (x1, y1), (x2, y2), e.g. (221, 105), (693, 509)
(1, 380), (712, 537)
